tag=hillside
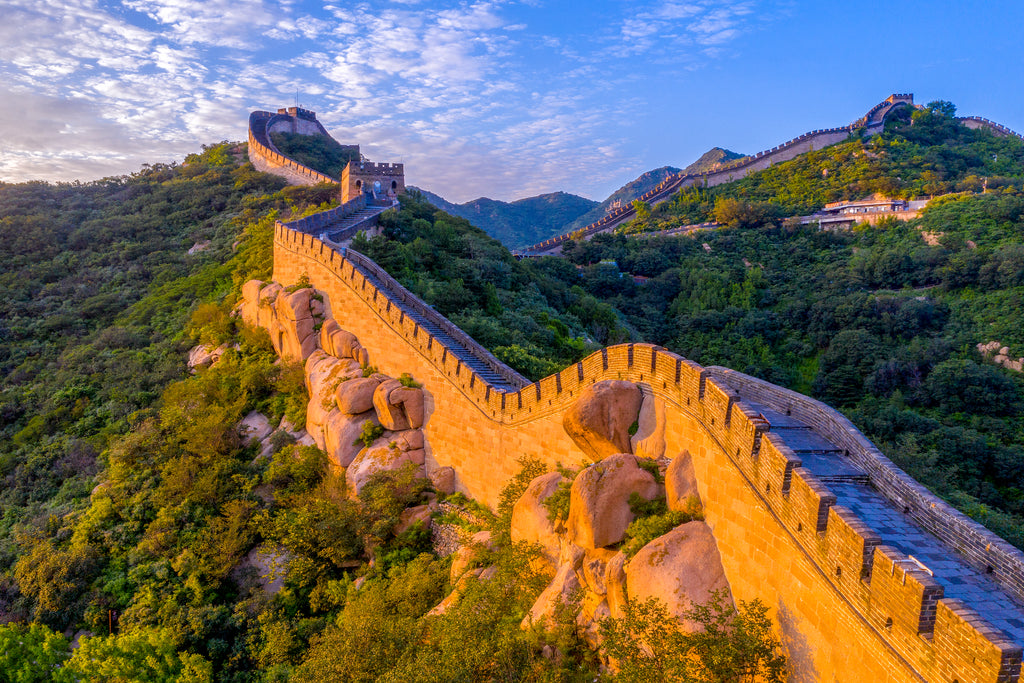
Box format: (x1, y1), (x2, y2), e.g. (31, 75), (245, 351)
(562, 165), (681, 232)
(0, 151), (784, 679)
(411, 187), (599, 248)
(2, 99), (1024, 680)
(621, 102), (1024, 232)
(268, 131), (360, 179)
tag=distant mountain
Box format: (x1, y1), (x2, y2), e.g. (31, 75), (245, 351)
(562, 148), (746, 233)
(681, 147), (747, 175)
(414, 148), (746, 247)
(562, 166), (682, 233)
(411, 188), (599, 249)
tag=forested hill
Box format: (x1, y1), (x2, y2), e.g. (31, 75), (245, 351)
(0, 99), (1022, 680)
(622, 102), (1024, 232)
(0, 145), (637, 680)
(563, 148), (746, 234)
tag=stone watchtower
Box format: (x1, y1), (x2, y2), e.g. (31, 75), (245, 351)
(341, 160), (406, 203)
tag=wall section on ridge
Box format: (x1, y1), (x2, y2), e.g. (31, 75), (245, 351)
(272, 224), (1021, 683)
(522, 93), (922, 254)
(248, 111), (338, 186)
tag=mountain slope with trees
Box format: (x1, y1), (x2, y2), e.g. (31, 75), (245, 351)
(0, 146), (782, 680)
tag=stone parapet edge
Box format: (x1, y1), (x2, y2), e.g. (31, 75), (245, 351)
(705, 366), (1024, 609)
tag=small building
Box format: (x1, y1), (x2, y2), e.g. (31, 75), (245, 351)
(809, 196), (929, 230)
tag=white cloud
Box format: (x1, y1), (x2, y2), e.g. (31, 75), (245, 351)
(0, 0), (772, 201)
(121, 0), (279, 48)
(618, 1), (758, 57)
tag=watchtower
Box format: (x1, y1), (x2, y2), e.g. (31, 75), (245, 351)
(341, 160), (405, 203)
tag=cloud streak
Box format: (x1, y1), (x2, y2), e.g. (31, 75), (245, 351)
(0, 0), (776, 201)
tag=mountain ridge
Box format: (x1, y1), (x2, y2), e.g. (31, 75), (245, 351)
(409, 187), (599, 248)
(417, 147), (746, 247)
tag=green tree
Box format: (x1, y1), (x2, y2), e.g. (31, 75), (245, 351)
(0, 623), (70, 683)
(599, 592), (786, 683)
(58, 630), (212, 683)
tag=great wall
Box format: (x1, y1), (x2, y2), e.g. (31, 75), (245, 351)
(246, 98), (1024, 682)
(516, 95), (1024, 255)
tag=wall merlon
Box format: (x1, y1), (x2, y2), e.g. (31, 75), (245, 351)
(790, 467), (837, 533)
(758, 432), (801, 496)
(870, 545), (945, 637)
(827, 504), (882, 582)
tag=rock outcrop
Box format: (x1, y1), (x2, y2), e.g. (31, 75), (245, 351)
(239, 280), (326, 362)
(562, 380), (642, 460)
(508, 456), (731, 645)
(346, 434), (418, 496)
(240, 279), (431, 499)
(373, 379), (425, 431)
(666, 450), (702, 512)
(626, 521), (730, 630)
(336, 377), (382, 415)
(187, 343), (230, 372)
(322, 411), (376, 467)
(523, 563), (582, 630)
(978, 340), (1024, 373)
(630, 394), (666, 460)
(567, 453), (659, 549)
(511, 472), (567, 567)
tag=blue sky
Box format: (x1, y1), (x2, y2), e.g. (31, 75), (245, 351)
(1, 1), (1022, 202)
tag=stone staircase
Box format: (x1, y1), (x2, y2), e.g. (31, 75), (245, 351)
(324, 204), (390, 241)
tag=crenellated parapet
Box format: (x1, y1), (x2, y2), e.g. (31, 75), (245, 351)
(272, 218), (1024, 681)
(958, 116), (1024, 141)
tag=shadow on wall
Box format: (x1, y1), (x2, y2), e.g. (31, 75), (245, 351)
(778, 600), (820, 683)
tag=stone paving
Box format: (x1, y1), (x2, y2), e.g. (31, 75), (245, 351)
(746, 403), (1024, 645)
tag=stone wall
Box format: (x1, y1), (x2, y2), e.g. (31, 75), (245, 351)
(520, 94), (920, 255)
(958, 117), (1024, 141)
(272, 223), (1022, 683)
(247, 111), (337, 186)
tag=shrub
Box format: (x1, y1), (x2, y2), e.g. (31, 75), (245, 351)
(494, 456), (549, 536)
(354, 421), (385, 448)
(599, 591), (786, 683)
(543, 466), (577, 525)
(398, 372), (422, 389)
(622, 496), (704, 557)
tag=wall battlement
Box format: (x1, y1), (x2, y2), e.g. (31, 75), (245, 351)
(350, 161), (404, 175)
(272, 221), (1023, 681)
(277, 106), (318, 120)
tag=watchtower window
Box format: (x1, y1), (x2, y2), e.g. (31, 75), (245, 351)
(374, 180), (382, 193)
(355, 179), (362, 190)
(391, 180), (397, 190)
